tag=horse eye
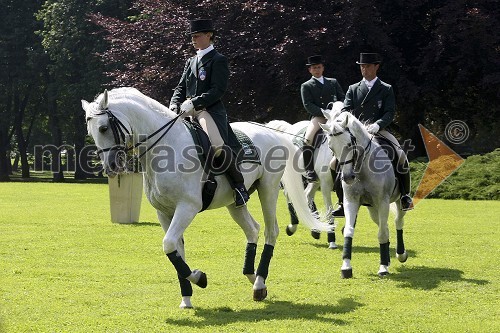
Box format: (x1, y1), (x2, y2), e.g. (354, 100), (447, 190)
(99, 125), (108, 133)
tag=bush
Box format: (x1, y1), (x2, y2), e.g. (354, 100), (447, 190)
(410, 149), (500, 200)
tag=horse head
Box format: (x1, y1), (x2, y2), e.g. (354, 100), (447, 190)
(82, 89), (133, 177)
(320, 111), (358, 185)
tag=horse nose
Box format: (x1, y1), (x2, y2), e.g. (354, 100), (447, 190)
(109, 160), (117, 171)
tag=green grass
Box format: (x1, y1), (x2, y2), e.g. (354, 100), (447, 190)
(1, 182), (499, 332)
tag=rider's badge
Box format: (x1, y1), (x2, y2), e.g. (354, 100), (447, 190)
(199, 67), (206, 81)
(377, 100), (382, 109)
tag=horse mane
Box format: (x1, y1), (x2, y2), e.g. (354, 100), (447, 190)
(346, 113), (370, 139)
(93, 87), (174, 117)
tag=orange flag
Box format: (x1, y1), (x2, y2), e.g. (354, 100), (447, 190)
(412, 125), (465, 208)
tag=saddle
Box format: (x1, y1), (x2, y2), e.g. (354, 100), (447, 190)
(292, 126), (327, 150)
(183, 119), (260, 211)
(373, 134), (400, 172)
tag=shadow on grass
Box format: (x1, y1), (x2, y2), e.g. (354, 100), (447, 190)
(309, 243), (418, 257)
(128, 221), (159, 227)
(165, 298), (363, 327)
(389, 265), (489, 290)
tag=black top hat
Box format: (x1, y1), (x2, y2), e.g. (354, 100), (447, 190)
(356, 53), (382, 64)
(306, 55), (324, 66)
(189, 19), (216, 34)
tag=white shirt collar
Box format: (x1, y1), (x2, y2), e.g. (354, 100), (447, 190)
(363, 77), (378, 90)
(196, 45), (214, 61)
(313, 76), (324, 84)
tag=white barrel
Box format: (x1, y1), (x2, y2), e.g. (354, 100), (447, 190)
(108, 173), (143, 223)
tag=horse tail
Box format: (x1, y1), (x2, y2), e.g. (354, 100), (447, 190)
(277, 133), (333, 233)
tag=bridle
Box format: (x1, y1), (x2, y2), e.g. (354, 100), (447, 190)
(328, 126), (373, 174)
(90, 108), (182, 159)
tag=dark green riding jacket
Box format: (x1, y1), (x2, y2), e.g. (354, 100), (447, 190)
(300, 77), (345, 117)
(170, 49), (235, 145)
(342, 78), (396, 130)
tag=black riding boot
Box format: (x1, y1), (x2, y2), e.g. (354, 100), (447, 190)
(331, 167), (345, 217)
(302, 145), (318, 183)
(221, 146), (249, 207)
(396, 159), (413, 211)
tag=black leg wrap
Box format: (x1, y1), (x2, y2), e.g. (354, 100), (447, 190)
(327, 231), (336, 243)
(256, 244), (274, 280)
(380, 242), (391, 266)
(166, 250), (192, 279)
(243, 243), (257, 275)
(308, 200), (318, 213)
(334, 172), (344, 204)
(178, 273), (193, 296)
(342, 237), (353, 260)
(396, 229), (405, 254)
(287, 202), (299, 225)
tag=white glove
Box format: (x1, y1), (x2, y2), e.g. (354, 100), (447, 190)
(169, 104), (179, 114)
(367, 123), (380, 134)
(180, 99), (195, 118)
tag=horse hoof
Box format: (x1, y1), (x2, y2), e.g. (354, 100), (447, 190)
(378, 265), (390, 277)
(179, 303), (193, 309)
(286, 226), (294, 236)
(311, 230), (321, 240)
(341, 268), (353, 279)
(328, 242), (338, 250)
(378, 271), (389, 278)
(193, 270), (207, 288)
(396, 251), (408, 263)
(253, 288), (268, 301)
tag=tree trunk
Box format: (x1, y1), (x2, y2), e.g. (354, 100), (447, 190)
(0, 129), (10, 181)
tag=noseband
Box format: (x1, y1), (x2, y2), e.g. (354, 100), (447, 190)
(93, 109), (130, 155)
(329, 127), (372, 173)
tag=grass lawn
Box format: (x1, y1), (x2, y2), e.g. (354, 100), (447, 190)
(0, 182), (499, 332)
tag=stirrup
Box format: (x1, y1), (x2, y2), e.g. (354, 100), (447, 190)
(234, 184), (249, 207)
(400, 195), (413, 211)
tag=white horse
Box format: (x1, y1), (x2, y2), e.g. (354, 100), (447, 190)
(319, 110), (408, 278)
(267, 101), (344, 249)
(82, 87), (331, 308)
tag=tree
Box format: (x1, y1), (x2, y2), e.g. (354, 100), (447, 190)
(0, 0), (46, 180)
(91, 0), (499, 156)
(35, 0), (133, 180)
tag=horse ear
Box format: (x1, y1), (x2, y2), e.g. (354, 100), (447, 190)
(98, 89), (109, 110)
(342, 113), (349, 127)
(319, 123), (331, 133)
(82, 100), (92, 119)
(322, 108), (332, 122)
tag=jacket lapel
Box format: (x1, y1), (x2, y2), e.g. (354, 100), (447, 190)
(363, 79), (382, 104)
(357, 81), (369, 103)
(311, 78), (323, 90)
(190, 56), (198, 78)
(199, 49), (216, 68)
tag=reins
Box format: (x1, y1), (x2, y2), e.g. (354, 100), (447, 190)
(226, 115), (310, 140)
(93, 108), (182, 159)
